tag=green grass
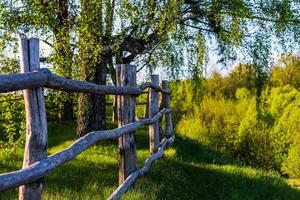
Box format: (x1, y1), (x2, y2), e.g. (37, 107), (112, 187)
(0, 122), (300, 200)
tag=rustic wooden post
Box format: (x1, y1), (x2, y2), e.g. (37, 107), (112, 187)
(149, 75), (159, 153)
(144, 89), (150, 118)
(162, 80), (173, 138)
(116, 64), (137, 184)
(19, 37), (48, 200)
(112, 95), (118, 122)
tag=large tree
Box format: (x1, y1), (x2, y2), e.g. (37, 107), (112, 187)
(76, 0), (108, 136)
(1, 0), (300, 136)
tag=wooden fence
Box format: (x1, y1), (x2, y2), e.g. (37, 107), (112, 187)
(0, 37), (174, 200)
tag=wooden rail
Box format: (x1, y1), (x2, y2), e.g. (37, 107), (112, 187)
(0, 68), (170, 95)
(0, 37), (174, 200)
(0, 109), (171, 191)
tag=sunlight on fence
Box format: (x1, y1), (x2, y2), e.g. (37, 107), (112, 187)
(0, 37), (174, 200)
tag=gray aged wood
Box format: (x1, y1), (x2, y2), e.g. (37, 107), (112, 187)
(107, 135), (175, 200)
(0, 70), (49, 93)
(0, 109), (170, 192)
(0, 70), (170, 96)
(139, 82), (170, 95)
(19, 38), (48, 200)
(112, 95), (118, 122)
(149, 75), (160, 153)
(162, 80), (173, 138)
(116, 64), (137, 184)
(144, 89), (150, 118)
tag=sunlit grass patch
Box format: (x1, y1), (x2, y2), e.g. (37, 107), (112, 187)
(0, 122), (299, 199)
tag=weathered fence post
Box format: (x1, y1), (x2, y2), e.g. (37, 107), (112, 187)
(149, 75), (159, 153)
(112, 95), (118, 122)
(116, 64), (137, 184)
(19, 37), (48, 200)
(144, 89), (150, 118)
(162, 80), (173, 138)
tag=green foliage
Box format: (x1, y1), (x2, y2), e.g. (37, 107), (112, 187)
(267, 85), (300, 118)
(282, 135), (300, 178)
(174, 62), (300, 177)
(207, 64), (256, 98)
(0, 0), (300, 184)
(269, 87), (300, 173)
(0, 93), (25, 151)
(177, 95), (238, 152)
(271, 54), (300, 89)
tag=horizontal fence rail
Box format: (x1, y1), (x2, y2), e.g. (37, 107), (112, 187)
(0, 109), (171, 192)
(0, 37), (174, 200)
(0, 68), (170, 96)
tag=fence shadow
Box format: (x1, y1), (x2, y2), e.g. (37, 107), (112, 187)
(123, 135), (300, 200)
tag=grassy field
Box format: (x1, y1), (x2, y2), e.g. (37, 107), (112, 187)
(0, 121), (300, 200)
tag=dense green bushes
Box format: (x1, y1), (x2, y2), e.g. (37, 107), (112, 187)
(269, 86), (300, 177)
(174, 68), (300, 178)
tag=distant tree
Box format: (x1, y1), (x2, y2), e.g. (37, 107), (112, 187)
(207, 71), (224, 96)
(271, 54), (300, 89)
(207, 64), (256, 98)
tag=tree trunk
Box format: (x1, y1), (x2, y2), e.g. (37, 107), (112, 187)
(62, 99), (74, 121)
(91, 55), (107, 131)
(53, 0), (74, 122)
(77, 0), (106, 137)
(77, 93), (93, 137)
(76, 56), (107, 137)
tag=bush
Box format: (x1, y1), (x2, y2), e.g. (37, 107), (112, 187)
(282, 135), (300, 178)
(267, 85), (299, 118)
(0, 93), (25, 150)
(270, 98), (300, 174)
(177, 95), (240, 153)
(175, 84), (300, 176)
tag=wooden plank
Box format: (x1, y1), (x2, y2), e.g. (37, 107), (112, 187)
(19, 38), (48, 200)
(149, 75), (159, 153)
(0, 109), (170, 192)
(162, 80), (173, 138)
(116, 64), (137, 184)
(107, 135), (175, 200)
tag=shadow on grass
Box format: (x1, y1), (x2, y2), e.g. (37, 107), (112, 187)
(44, 159), (118, 198)
(173, 135), (240, 165)
(1, 122), (300, 200)
(124, 135), (300, 200)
